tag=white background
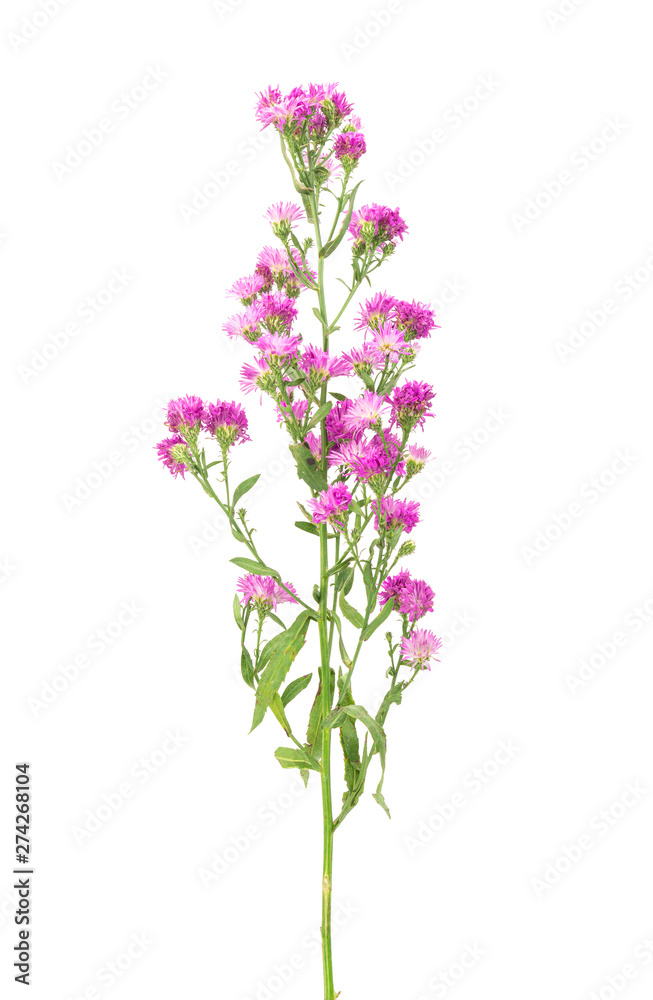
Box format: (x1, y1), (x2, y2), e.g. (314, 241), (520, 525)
(2, 1), (653, 998)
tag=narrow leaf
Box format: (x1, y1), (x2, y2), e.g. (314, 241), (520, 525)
(232, 594), (243, 630)
(361, 598), (395, 641)
(281, 672), (313, 707)
(232, 474), (260, 507)
(240, 647), (254, 689)
(295, 520), (319, 536)
(318, 181), (364, 258)
(339, 591), (365, 630)
(274, 746), (321, 772)
(230, 556), (279, 579)
(305, 401), (333, 432)
(289, 443), (328, 494)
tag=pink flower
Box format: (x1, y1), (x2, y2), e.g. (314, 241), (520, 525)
(372, 496), (420, 534)
(369, 322), (410, 363)
(228, 274), (266, 305)
(298, 346), (352, 384)
(400, 629), (442, 670)
(156, 435), (189, 478)
(237, 574), (298, 613)
(165, 395), (205, 434)
(334, 130), (366, 168)
(223, 303), (264, 342)
(388, 381), (436, 431)
(239, 357), (275, 398)
(355, 293), (397, 331)
(342, 342), (384, 375)
(254, 83), (353, 135)
(397, 578), (435, 621)
(348, 204), (408, 248)
(258, 292), (298, 333)
(275, 398), (309, 425)
(326, 399), (358, 443)
(307, 484), (353, 529)
(265, 202), (305, 236)
(406, 445), (431, 475)
(393, 299), (438, 341)
(203, 400), (250, 450)
(257, 332), (302, 361)
(379, 570), (412, 607)
(304, 432), (322, 462)
(343, 391), (391, 433)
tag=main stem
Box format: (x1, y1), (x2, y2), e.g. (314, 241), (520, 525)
(312, 184), (336, 1000)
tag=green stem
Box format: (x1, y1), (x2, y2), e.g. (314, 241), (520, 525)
(310, 186), (336, 1000)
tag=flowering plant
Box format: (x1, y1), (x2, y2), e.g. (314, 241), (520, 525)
(157, 82), (441, 999)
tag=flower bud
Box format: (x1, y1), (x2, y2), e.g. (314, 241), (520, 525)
(398, 540), (416, 557)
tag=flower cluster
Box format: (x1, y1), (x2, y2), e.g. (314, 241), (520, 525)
(156, 395), (250, 476)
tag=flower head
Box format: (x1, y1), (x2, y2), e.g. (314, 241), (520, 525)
(393, 299), (438, 341)
(400, 629), (442, 670)
(307, 484), (353, 529)
(265, 202), (305, 238)
(369, 322), (410, 363)
(165, 396), (205, 438)
(298, 346), (352, 386)
(379, 570), (412, 607)
(388, 381), (436, 431)
(223, 303), (264, 342)
(355, 293), (397, 331)
(258, 292), (298, 333)
(228, 273), (266, 306)
(275, 398), (309, 425)
(406, 445), (431, 477)
(397, 578), (435, 621)
(372, 496), (420, 534)
(237, 574), (298, 613)
(343, 391), (391, 433)
(326, 399), (358, 443)
(257, 332), (302, 362)
(239, 357), (275, 396)
(334, 130), (366, 171)
(203, 400), (250, 450)
(156, 435), (190, 478)
(348, 204), (408, 250)
(342, 342), (384, 376)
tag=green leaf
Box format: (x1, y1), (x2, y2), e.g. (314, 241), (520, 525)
(339, 591), (365, 630)
(289, 443), (328, 494)
(312, 306), (326, 326)
(231, 525), (247, 542)
(232, 594), (244, 630)
(372, 789), (391, 819)
(281, 672), (313, 707)
(329, 391), (347, 402)
(305, 401), (333, 432)
(324, 556), (353, 580)
(240, 646), (254, 689)
(362, 561), (375, 603)
(267, 612), (286, 630)
(340, 705), (386, 772)
(270, 693), (292, 735)
(349, 498), (364, 517)
(295, 520), (319, 536)
(361, 598), (395, 641)
(230, 556), (279, 579)
(375, 684), (403, 727)
(274, 746), (321, 772)
(340, 716), (361, 790)
(250, 612), (312, 731)
(232, 474), (260, 507)
(319, 181), (364, 259)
